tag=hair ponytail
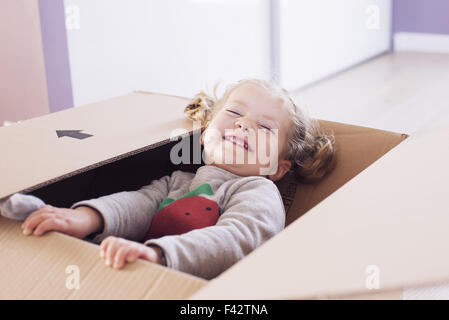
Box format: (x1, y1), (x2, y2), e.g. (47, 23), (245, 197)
(293, 129), (336, 183)
(184, 82), (222, 127)
(184, 90), (215, 125)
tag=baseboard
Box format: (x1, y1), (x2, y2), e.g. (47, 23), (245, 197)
(394, 32), (449, 53)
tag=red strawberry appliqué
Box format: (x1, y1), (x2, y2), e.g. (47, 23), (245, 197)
(143, 195), (219, 241)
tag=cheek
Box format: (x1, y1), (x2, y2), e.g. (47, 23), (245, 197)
(209, 119), (226, 133)
(262, 132), (283, 158)
(212, 112), (236, 130)
(277, 133), (289, 159)
(252, 131), (276, 157)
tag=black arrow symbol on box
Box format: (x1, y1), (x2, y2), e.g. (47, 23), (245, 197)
(56, 130), (93, 140)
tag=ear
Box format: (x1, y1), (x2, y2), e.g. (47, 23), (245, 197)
(268, 159), (291, 181)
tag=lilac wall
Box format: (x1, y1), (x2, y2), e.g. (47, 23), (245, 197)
(0, 0), (49, 125)
(38, 0), (73, 113)
(394, 0), (449, 35)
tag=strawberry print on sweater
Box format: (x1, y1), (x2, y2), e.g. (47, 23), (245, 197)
(143, 183), (219, 241)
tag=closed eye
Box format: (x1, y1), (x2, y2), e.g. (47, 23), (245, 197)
(226, 109), (241, 116)
(259, 124), (273, 132)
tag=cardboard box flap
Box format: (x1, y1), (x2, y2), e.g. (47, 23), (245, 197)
(0, 92), (192, 200)
(276, 120), (408, 225)
(192, 123), (449, 299)
(0, 216), (207, 299)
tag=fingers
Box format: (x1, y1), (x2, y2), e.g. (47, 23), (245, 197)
(22, 214), (46, 235)
(99, 237), (145, 270)
(126, 247), (141, 263)
(22, 214), (65, 237)
(33, 218), (66, 236)
(102, 236), (128, 268)
(104, 237), (120, 267)
(114, 246), (132, 269)
(23, 205), (55, 225)
(22, 205), (56, 235)
(99, 236), (112, 258)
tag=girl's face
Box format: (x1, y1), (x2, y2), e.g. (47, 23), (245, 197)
(201, 83), (292, 180)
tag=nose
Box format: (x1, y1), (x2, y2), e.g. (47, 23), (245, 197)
(234, 117), (250, 132)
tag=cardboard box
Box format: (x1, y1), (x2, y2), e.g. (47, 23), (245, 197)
(1, 91), (444, 299)
(0, 92), (207, 299)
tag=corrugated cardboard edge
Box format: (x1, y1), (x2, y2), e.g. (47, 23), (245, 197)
(0, 133), (197, 202)
(0, 216), (207, 299)
(0, 90), (194, 202)
(134, 89), (192, 101)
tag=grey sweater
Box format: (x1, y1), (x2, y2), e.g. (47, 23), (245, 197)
(70, 165), (285, 279)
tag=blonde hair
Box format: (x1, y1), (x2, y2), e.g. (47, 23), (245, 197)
(184, 78), (336, 183)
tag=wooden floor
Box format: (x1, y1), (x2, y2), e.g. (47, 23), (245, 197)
(291, 51), (449, 135)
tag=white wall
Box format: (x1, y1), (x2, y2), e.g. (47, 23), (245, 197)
(64, 0), (392, 106)
(278, 0), (392, 91)
(64, 0), (271, 106)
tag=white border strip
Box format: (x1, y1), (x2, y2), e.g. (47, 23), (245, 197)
(394, 32), (449, 53)
(404, 282), (449, 300)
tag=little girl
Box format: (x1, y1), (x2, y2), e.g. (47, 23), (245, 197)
(4, 78), (335, 280)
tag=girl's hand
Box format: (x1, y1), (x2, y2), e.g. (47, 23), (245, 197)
(99, 236), (164, 269)
(21, 205), (103, 239)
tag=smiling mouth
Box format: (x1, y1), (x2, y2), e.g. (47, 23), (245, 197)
(223, 135), (249, 151)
